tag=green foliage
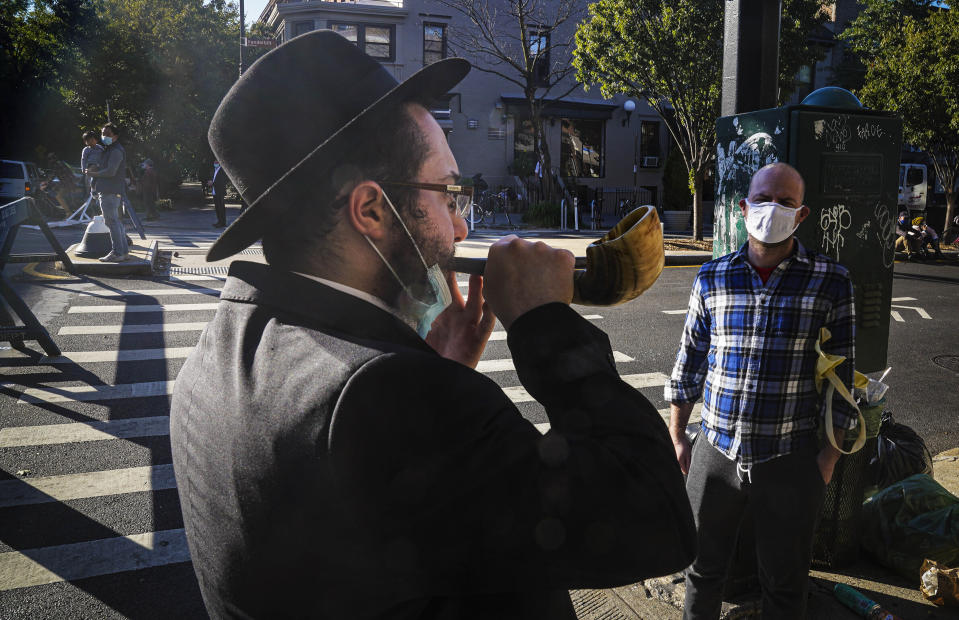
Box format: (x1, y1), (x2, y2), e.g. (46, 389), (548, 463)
(778, 0), (831, 103)
(1, 0), (242, 187)
(844, 5), (959, 227)
(510, 152), (537, 178)
(662, 148), (691, 211)
(573, 0), (830, 239)
(523, 201), (561, 227)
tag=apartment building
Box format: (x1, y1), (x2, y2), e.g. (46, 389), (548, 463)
(258, 0), (669, 209)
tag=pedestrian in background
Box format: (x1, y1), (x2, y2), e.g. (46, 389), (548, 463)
(895, 211), (922, 260)
(667, 162), (857, 620)
(208, 159), (226, 228)
(85, 122), (129, 262)
(913, 216), (943, 259)
(80, 131), (103, 208)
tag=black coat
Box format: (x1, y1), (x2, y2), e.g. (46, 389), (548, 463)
(170, 261), (695, 619)
(211, 165), (227, 197)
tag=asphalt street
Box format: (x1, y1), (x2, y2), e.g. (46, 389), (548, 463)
(0, 206), (957, 618)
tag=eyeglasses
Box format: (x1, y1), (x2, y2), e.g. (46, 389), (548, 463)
(379, 181), (474, 218)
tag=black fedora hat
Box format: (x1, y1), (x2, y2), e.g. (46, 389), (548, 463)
(206, 30), (470, 262)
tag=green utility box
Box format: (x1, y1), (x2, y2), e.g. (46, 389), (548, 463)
(713, 88), (902, 373)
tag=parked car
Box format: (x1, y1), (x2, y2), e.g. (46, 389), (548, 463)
(0, 158), (42, 205)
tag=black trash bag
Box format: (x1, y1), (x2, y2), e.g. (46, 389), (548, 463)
(870, 411), (933, 490)
(861, 474), (959, 579)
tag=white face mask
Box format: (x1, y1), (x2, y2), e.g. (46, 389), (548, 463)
(364, 190), (452, 338)
(744, 199), (801, 244)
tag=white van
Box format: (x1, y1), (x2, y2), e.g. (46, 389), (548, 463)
(0, 159), (42, 204)
(898, 163), (927, 212)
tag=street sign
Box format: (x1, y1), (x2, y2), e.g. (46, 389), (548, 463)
(243, 37), (276, 48)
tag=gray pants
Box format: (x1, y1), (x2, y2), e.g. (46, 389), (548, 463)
(683, 438), (825, 620)
(98, 193), (128, 256)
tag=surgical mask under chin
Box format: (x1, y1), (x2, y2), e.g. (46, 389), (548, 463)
(364, 192), (452, 338)
(744, 199), (800, 244)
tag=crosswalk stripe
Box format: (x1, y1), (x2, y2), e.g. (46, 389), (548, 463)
(166, 275), (227, 282)
(476, 351), (633, 373)
(0, 464), (176, 508)
(0, 360), (648, 404)
(68, 303), (220, 314)
(0, 528), (190, 591)
(56, 318), (601, 339)
(76, 287), (221, 298)
(43, 347), (195, 364)
(0, 416), (170, 448)
(503, 372), (666, 404)
(58, 322), (209, 335)
(662, 310), (687, 315)
(534, 403), (703, 435)
(0, 374), (668, 445)
(7, 381), (175, 405)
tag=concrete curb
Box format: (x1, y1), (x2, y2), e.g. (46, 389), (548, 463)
(665, 252), (712, 267)
(60, 241), (154, 276)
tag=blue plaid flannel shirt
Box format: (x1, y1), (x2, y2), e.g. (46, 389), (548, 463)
(665, 240), (857, 466)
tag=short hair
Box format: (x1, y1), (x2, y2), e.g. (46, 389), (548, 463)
(82, 131), (97, 142)
(102, 122), (120, 137)
(262, 102), (431, 269)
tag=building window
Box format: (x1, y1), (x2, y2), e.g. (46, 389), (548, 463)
(329, 22), (396, 62)
(796, 63), (815, 101)
(424, 23), (446, 65)
(528, 28), (550, 85)
(560, 118), (605, 178)
(640, 120), (661, 166)
(292, 21), (314, 37)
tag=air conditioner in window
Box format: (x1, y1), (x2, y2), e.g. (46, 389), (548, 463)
(641, 156), (659, 168)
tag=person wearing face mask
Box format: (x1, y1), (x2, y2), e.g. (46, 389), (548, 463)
(169, 31), (695, 620)
(666, 163), (857, 620)
(84, 122), (129, 262)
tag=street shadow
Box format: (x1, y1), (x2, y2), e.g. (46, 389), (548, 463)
(0, 278), (208, 617)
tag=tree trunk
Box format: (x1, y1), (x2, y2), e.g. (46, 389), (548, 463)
(529, 99), (555, 204)
(692, 169), (704, 241)
(945, 188), (956, 238)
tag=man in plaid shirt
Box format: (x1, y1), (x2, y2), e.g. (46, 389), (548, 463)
(666, 163), (857, 620)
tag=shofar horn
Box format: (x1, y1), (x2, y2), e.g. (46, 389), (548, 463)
(450, 206), (665, 306)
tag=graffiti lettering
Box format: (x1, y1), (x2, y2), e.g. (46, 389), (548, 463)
(813, 117), (851, 152)
(874, 203), (896, 268)
(820, 203), (852, 260)
(856, 221), (871, 241)
(856, 122), (884, 140)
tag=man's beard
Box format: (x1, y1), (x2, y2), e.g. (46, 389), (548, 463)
(381, 209), (455, 306)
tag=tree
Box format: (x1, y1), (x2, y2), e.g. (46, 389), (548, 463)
(843, 5), (959, 231)
(0, 0), (97, 160)
(574, 0), (828, 240)
(64, 0), (240, 184)
(432, 0), (587, 201)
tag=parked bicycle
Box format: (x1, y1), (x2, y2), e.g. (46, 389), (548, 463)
(468, 188), (514, 228)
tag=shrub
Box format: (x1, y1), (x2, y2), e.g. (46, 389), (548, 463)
(523, 201), (562, 227)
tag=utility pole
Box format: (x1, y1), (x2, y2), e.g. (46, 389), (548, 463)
(106, 100), (112, 123)
(239, 0), (246, 78)
(721, 0), (781, 115)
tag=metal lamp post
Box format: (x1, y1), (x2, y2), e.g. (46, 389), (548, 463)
(623, 99), (637, 202)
